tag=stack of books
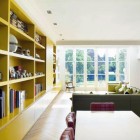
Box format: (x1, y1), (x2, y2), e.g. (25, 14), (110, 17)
(9, 89), (26, 113)
(35, 83), (43, 96)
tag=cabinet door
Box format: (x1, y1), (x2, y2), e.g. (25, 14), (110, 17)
(34, 99), (44, 121)
(0, 105), (35, 140)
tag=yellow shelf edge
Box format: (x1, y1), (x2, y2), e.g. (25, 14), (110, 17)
(35, 58), (45, 63)
(9, 52), (34, 60)
(35, 74), (45, 78)
(10, 24), (34, 42)
(35, 90), (46, 101)
(9, 77), (34, 84)
(0, 17), (8, 26)
(35, 41), (45, 49)
(0, 50), (8, 55)
(0, 81), (8, 86)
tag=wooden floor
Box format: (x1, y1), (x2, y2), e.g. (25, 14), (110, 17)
(23, 91), (72, 140)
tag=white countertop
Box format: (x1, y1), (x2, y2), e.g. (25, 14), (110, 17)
(75, 111), (140, 140)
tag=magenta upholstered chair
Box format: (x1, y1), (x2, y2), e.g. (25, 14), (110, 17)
(90, 102), (115, 111)
(66, 112), (76, 131)
(60, 127), (75, 140)
(60, 134), (70, 140)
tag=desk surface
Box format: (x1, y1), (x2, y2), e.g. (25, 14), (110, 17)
(75, 111), (140, 140)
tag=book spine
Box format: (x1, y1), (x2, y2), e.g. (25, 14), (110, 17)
(2, 91), (5, 117)
(10, 89), (14, 113)
(14, 90), (16, 108)
(0, 98), (3, 119)
(16, 91), (20, 108)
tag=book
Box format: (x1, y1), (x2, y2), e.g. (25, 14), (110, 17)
(0, 89), (5, 117)
(0, 97), (3, 119)
(2, 90), (5, 117)
(20, 90), (26, 110)
(10, 89), (14, 113)
(16, 90), (20, 108)
(35, 83), (43, 96)
(20, 90), (25, 104)
(14, 90), (16, 108)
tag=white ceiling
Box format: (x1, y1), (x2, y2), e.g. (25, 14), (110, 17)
(15, 0), (140, 44)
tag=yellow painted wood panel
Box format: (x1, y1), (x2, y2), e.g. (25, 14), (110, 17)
(46, 41), (53, 91)
(0, 104), (35, 140)
(0, 0), (9, 21)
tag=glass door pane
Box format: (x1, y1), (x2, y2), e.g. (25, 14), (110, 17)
(97, 49), (106, 88)
(108, 49), (117, 81)
(87, 49), (95, 86)
(65, 49), (73, 82)
(76, 49), (84, 87)
(118, 49), (127, 82)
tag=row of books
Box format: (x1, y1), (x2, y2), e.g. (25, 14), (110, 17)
(0, 89), (5, 119)
(35, 83), (43, 96)
(9, 89), (26, 113)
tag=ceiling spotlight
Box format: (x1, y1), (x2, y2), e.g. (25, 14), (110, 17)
(53, 23), (57, 25)
(59, 34), (62, 36)
(47, 10), (52, 14)
(62, 39), (64, 40)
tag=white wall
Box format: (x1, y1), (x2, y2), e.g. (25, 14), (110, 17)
(129, 46), (140, 88)
(57, 46), (65, 90)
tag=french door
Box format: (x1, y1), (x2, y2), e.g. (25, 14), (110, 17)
(65, 48), (127, 91)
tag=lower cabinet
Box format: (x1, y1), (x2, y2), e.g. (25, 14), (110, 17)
(0, 92), (58, 140)
(0, 104), (35, 140)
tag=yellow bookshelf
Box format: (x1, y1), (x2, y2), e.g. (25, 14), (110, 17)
(0, 0), (61, 139)
(0, 0), (56, 139)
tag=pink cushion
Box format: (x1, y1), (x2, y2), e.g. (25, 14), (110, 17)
(90, 102), (115, 111)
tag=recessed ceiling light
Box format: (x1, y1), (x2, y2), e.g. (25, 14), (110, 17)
(47, 10), (52, 14)
(62, 39), (64, 40)
(53, 23), (57, 25)
(59, 34), (62, 36)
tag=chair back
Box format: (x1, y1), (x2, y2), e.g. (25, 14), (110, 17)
(90, 102), (115, 111)
(60, 127), (74, 140)
(66, 112), (76, 131)
(65, 82), (75, 92)
(60, 134), (70, 140)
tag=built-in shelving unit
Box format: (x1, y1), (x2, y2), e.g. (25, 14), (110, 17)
(53, 45), (62, 90)
(0, 0), (60, 139)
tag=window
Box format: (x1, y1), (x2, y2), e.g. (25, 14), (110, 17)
(108, 49), (116, 81)
(87, 49), (95, 85)
(65, 47), (128, 89)
(65, 49), (73, 82)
